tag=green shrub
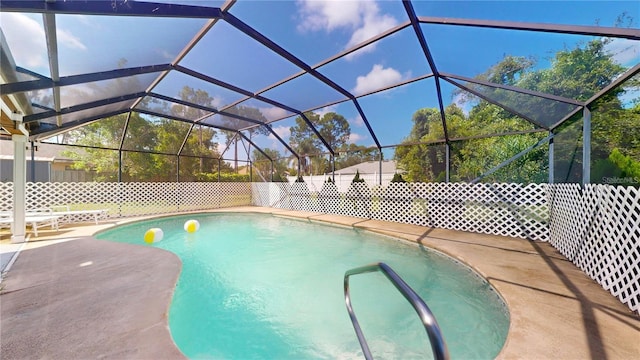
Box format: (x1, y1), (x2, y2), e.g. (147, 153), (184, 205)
(391, 173), (406, 183)
(352, 170), (365, 183)
(272, 173), (287, 182)
(195, 172), (250, 182)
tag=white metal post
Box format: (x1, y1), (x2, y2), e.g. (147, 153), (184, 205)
(583, 107), (591, 186)
(548, 133), (554, 184)
(445, 143), (450, 183)
(12, 134), (27, 243)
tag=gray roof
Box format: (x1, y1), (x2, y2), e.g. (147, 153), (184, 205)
(0, 139), (74, 161)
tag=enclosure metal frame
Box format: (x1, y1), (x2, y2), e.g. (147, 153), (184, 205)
(1, 0), (639, 184)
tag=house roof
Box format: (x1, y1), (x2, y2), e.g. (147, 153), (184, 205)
(0, 139), (74, 162)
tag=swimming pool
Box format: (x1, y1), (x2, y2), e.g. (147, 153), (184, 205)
(96, 213), (509, 359)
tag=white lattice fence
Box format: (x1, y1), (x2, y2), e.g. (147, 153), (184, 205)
(0, 182), (14, 212)
(251, 182), (549, 241)
(0, 182), (252, 221)
(178, 182), (220, 211)
(218, 182), (252, 208)
(548, 184), (640, 313)
(119, 182), (179, 217)
(371, 183), (549, 240)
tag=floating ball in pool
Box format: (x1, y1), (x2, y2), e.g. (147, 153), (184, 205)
(144, 228), (164, 244)
(184, 219), (200, 233)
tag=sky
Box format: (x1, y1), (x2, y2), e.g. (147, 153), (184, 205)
(1, 0), (638, 160)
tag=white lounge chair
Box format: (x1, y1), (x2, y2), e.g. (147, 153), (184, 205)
(0, 213), (60, 237)
(32, 206), (108, 225)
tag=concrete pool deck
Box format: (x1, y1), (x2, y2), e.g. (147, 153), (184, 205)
(1, 206), (638, 359)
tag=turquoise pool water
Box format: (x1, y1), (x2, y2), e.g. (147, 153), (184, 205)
(96, 213), (509, 359)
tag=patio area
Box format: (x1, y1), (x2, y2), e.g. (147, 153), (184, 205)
(1, 207), (638, 359)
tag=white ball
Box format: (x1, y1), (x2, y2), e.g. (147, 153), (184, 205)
(144, 228), (164, 243)
(184, 219), (200, 233)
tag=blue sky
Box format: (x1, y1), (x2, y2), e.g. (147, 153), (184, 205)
(1, 0), (638, 160)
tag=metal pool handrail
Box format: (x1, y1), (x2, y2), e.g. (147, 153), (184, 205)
(344, 262), (450, 360)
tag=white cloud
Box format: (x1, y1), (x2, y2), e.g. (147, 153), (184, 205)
(314, 105), (337, 116)
(210, 95), (225, 109)
(297, 0), (362, 32)
(348, 132), (366, 143)
(0, 13), (47, 68)
(352, 64), (407, 96)
(604, 38), (639, 66)
(75, 14), (102, 29)
(351, 114), (364, 127)
(269, 125), (291, 140)
(345, 8), (397, 55)
(452, 92), (472, 115)
(296, 0), (398, 58)
(57, 28), (87, 50)
(0, 12), (86, 72)
(260, 106), (289, 121)
(217, 142), (227, 155)
(159, 49), (176, 62)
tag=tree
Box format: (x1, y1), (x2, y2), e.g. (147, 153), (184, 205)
(396, 34), (639, 184)
(120, 113), (165, 181)
(520, 39), (626, 102)
(172, 86), (220, 175)
(252, 148), (288, 181)
(289, 111), (351, 175)
(219, 105), (269, 170)
(394, 105), (459, 182)
(335, 144), (378, 170)
(61, 112), (163, 181)
(60, 86), (232, 182)
(61, 114), (127, 181)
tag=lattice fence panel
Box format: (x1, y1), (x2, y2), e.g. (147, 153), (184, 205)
(26, 182), (121, 222)
(548, 184), (639, 313)
(0, 182), (14, 211)
(319, 183), (342, 214)
(340, 183), (372, 218)
(216, 183), (251, 208)
(519, 184), (550, 242)
(572, 186), (606, 278)
(290, 182), (312, 212)
(548, 184), (590, 259)
(251, 183), (272, 207)
(251, 183), (290, 209)
(119, 182), (179, 217)
(373, 182), (415, 224)
(1, 182), (253, 222)
(178, 182), (220, 211)
(368, 182), (549, 240)
(249, 181), (548, 241)
(593, 185), (640, 312)
(275, 183), (292, 209)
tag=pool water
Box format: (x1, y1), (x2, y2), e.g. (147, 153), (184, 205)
(96, 213), (509, 359)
